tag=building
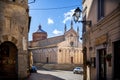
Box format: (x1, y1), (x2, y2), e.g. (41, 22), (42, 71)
(82, 0), (120, 80)
(0, 0), (30, 79)
(29, 22), (83, 66)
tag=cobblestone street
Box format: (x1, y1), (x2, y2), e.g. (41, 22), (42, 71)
(26, 70), (83, 80)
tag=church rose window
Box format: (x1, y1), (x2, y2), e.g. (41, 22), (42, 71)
(70, 34), (73, 37)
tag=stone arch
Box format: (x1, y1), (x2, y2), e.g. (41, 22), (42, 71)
(0, 41), (18, 79)
(1, 35), (18, 45)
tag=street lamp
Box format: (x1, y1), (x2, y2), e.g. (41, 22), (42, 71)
(73, 7), (91, 80)
(73, 7), (91, 26)
(73, 7), (82, 23)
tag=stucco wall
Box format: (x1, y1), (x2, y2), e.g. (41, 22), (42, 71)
(82, 0), (120, 80)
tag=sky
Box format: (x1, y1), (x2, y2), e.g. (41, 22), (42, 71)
(28, 0), (82, 41)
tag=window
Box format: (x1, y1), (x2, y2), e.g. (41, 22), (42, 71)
(98, 0), (104, 20)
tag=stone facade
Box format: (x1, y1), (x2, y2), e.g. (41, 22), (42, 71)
(82, 0), (120, 80)
(29, 22), (83, 65)
(0, 0), (30, 79)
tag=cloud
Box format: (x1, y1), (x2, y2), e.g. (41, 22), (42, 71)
(48, 18), (54, 24)
(52, 29), (62, 35)
(63, 9), (75, 24)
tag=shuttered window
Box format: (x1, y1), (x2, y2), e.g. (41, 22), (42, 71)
(98, 0), (104, 20)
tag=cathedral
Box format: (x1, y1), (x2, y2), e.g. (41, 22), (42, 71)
(29, 21), (83, 65)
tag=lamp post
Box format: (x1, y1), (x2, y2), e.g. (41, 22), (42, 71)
(73, 7), (91, 80)
(72, 7), (91, 26)
(73, 7), (81, 23)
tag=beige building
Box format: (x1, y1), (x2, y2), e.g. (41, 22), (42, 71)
(0, 0), (30, 79)
(82, 0), (120, 80)
(29, 22), (83, 65)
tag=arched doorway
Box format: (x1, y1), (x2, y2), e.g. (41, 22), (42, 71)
(0, 41), (18, 79)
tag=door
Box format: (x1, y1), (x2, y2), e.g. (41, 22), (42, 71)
(71, 57), (73, 63)
(97, 48), (106, 80)
(46, 57), (49, 63)
(0, 41), (18, 79)
(114, 40), (120, 80)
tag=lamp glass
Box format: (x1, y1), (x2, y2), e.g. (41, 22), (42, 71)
(75, 12), (80, 18)
(73, 16), (78, 22)
(73, 7), (81, 22)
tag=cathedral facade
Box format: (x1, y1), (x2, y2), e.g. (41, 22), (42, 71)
(29, 22), (83, 65)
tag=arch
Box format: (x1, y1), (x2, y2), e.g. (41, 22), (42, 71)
(0, 41), (18, 79)
(1, 35), (18, 45)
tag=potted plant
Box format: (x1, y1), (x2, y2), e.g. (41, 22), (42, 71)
(106, 54), (112, 62)
(106, 54), (112, 66)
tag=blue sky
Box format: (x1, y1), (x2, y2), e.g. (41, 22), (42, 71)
(28, 0), (82, 41)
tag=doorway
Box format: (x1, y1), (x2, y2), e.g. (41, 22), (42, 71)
(113, 40), (120, 80)
(97, 48), (106, 80)
(0, 41), (18, 79)
(71, 57), (73, 63)
(46, 57), (49, 63)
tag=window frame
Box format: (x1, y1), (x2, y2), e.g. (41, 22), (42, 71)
(97, 0), (104, 20)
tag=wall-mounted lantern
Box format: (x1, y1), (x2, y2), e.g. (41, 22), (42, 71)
(106, 54), (112, 66)
(72, 7), (91, 26)
(106, 54), (112, 62)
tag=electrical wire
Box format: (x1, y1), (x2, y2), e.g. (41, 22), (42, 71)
(29, 5), (80, 10)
